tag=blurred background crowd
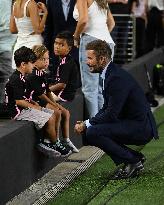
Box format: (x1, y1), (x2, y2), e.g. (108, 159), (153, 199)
(0, 0), (164, 111)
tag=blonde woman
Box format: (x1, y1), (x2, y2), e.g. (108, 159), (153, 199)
(73, 0), (115, 118)
(10, 0), (48, 69)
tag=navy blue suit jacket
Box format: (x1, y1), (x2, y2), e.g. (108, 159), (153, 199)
(89, 62), (158, 140)
(44, 0), (77, 52)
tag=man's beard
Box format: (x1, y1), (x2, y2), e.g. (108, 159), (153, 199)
(89, 65), (103, 73)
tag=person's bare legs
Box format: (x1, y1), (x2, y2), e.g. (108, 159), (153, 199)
(45, 103), (79, 152)
(57, 103), (79, 153)
(40, 112), (72, 157)
(46, 103), (61, 139)
(44, 113), (57, 143)
(46, 103), (70, 139)
(58, 105), (70, 139)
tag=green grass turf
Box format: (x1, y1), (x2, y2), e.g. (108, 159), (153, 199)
(48, 106), (164, 205)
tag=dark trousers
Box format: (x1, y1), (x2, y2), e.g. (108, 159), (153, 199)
(0, 51), (13, 103)
(146, 7), (164, 52)
(84, 122), (152, 165)
(135, 17), (146, 58)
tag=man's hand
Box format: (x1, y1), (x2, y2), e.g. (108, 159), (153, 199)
(74, 121), (86, 134)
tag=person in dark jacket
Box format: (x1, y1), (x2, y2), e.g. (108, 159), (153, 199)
(74, 39), (158, 179)
(44, 0), (78, 74)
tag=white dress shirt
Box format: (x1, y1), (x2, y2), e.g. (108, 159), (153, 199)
(61, 0), (71, 21)
(85, 61), (111, 128)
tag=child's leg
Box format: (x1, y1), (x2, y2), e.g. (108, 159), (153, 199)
(44, 114), (57, 143)
(56, 104), (70, 139)
(50, 91), (61, 101)
(41, 113), (72, 157)
(44, 103), (79, 153)
(56, 104), (79, 153)
(45, 103), (61, 139)
(15, 108), (72, 156)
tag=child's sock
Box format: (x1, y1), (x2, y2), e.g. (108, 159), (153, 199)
(63, 137), (70, 142)
(43, 138), (51, 143)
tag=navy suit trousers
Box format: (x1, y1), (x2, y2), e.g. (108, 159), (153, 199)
(85, 121), (152, 165)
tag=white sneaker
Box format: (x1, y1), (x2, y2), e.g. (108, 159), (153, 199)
(66, 140), (79, 153)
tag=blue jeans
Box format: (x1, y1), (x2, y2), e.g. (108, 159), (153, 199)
(79, 34), (114, 118)
(0, 51), (13, 103)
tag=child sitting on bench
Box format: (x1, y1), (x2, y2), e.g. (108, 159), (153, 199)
(27, 44), (79, 153)
(5, 46), (72, 157)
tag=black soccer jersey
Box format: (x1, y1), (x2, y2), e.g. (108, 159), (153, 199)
(54, 55), (78, 101)
(27, 67), (50, 105)
(5, 70), (32, 118)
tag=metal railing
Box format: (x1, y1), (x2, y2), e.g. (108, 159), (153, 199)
(112, 14), (136, 65)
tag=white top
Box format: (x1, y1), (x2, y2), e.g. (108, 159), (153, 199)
(133, 0), (146, 17)
(73, 1), (115, 45)
(12, 0), (43, 69)
(61, 0), (71, 21)
(14, 0), (34, 37)
(148, 0), (164, 11)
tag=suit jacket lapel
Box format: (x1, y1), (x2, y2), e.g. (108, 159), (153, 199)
(103, 62), (117, 93)
(105, 62), (114, 78)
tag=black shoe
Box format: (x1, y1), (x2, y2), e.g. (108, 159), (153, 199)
(110, 169), (123, 180)
(37, 140), (72, 158)
(109, 165), (125, 180)
(37, 141), (61, 157)
(138, 153), (146, 164)
(119, 161), (144, 179)
(52, 141), (72, 157)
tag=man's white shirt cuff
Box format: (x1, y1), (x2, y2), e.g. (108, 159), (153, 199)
(85, 119), (91, 128)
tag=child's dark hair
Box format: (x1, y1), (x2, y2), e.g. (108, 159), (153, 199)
(56, 31), (74, 47)
(14, 46), (37, 67)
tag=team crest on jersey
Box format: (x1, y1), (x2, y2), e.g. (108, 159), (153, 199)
(42, 83), (46, 88)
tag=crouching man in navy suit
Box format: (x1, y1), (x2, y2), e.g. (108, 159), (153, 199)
(74, 40), (159, 179)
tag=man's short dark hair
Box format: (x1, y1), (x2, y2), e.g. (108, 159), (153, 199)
(56, 31), (74, 47)
(86, 40), (112, 60)
(14, 46), (37, 67)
